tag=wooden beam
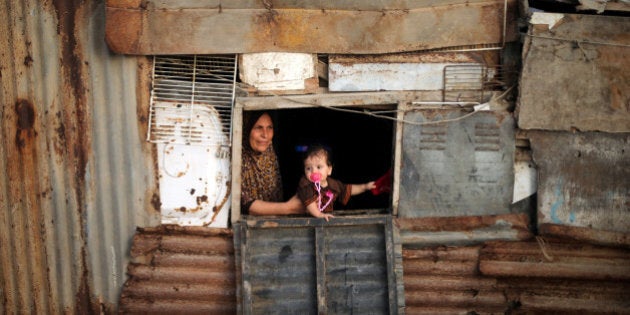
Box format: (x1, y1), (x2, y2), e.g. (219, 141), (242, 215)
(105, 0), (519, 55)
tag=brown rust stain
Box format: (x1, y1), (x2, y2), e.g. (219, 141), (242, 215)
(14, 99), (37, 150)
(151, 192), (161, 211)
(52, 0), (92, 312)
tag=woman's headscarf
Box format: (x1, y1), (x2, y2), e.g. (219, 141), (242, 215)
(240, 111), (284, 213)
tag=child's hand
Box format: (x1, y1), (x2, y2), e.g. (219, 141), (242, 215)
(366, 181), (376, 190)
(320, 213), (334, 222)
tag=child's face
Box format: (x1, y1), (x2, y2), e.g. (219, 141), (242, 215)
(304, 153), (332, 183)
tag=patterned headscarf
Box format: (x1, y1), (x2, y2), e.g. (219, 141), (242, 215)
(240, 111), (284, 213)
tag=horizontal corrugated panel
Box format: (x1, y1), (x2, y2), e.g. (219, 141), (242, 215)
(396, 213), (533, 246)
(479, 239), (630, 313)
(0, 1), (158, 313)
(402, 246), (510, 314)
(479, 239), (630, 280)
(403, 240), (630, 314)
(119, 226), (236, 314)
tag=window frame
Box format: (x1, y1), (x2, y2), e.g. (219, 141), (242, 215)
(230, 91), (428, 224)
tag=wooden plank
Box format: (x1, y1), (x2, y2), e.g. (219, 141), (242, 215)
(105, 0), (519, 54)
(316, 226), (327, 315)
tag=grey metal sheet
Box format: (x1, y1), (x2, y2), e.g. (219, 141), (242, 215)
(236, 215), (403, 315)
(517, 13), (630, 133)
(0, 1), (158, 313)
(399, 108), (515, 217)
(530, 131), (630, 234)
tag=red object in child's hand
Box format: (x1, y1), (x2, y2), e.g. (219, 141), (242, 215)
(371, 169), (392, 195)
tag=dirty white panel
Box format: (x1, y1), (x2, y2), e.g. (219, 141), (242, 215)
(239, 52), (317, 91)
(513, 161), (537, 203)
(328, 53), (490, 92)
(330, 63), (461, 91)
(158, 143), (231, 227)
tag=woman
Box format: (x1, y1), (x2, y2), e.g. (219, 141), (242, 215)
(241, 111), (304, 215)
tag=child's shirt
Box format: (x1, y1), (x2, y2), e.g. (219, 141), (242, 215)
(296, 175), (352, 213)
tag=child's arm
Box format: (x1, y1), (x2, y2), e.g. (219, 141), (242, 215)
(306, 202), (334, 222)
(350, 181), (376, 195)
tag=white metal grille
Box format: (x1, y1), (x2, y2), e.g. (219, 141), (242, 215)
(442, 64), (511, 103)
(147, 55), (236, 146)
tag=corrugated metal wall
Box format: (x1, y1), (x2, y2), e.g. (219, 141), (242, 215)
(0, 0), (158, 313)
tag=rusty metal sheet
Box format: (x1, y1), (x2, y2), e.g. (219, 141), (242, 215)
(119, 226), (236, 314)
(105, 0), (519, 55)
(402, 245), (510, 314)
(529, 131), (630, 234)
(1, 1), (159, 313)
(480, 239), (630, 280)
(517, 13), (630, 133)
(478, 239), (630, 313)
(398, 108), (515, 218)
(396, 214), (533, 246)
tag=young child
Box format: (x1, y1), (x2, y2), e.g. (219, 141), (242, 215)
(296, 145), (376, 221)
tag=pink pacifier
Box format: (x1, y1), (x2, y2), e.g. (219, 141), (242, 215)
(309, 173), (332, 212)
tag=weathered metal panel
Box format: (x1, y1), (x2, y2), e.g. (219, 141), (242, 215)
(398, 107), (515, 218)
(404, 241), (630, 314)
(479, 239), (630, 313)
(118, 226), (236, 314)
(235, 215), (404, 314)
(105, 0), (519, 55)
(396, 213), (533, 247)
(517, 13), (630, 133)
(1, 1), (158, 313)
(529, 131), (629, 241)
(403, 246), (511, 314)
(329, 52), (497, 92)
(239, 53), (319, 93)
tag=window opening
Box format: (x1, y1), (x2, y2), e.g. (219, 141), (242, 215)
(274, 107), (394, 211)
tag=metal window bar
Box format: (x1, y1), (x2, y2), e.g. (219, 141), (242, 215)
(147, 55), (237, 146)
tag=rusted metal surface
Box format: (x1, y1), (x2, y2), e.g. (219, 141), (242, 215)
(404, 240), (630, 314)
(479, 239), (630, 313)
(517, 13), (630, 133)
(539, 223), (630, 248)
(529, 131), (629, 239)
(105, 0), (519, 55)
(1, 1), (158, 313)
(396, 213), (533, 246)
(398, 107), (515, 218)
(480, 238), (630, 280)
(118, 226), (236, 314)
(403, 245), (511, 314)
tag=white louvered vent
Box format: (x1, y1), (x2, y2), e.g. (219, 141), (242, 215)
(147, 55), (237, 146)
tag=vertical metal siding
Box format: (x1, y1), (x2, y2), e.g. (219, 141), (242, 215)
(236, 215), (404, 315)
(1, 0), (158, 313)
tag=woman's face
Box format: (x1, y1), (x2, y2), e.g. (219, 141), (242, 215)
(249, 113), (274, 153)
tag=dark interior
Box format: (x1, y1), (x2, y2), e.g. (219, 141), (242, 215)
(271, 106), (395, 211)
